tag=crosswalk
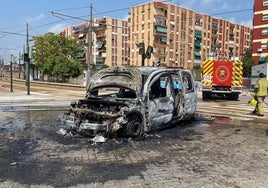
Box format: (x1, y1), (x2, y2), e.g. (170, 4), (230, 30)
(196, 98), (268, 121)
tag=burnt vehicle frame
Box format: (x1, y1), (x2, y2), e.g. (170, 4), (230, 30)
(62, 66), (197, 137)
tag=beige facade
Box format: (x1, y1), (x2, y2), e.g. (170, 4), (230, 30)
(63, 22), (90, 66)
(62, 17), (129, 68)
(129, 2), (252, 69)
(61, 2), (251, 72)
(95, 17), (129, 67)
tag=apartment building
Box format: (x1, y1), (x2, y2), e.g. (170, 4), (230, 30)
(62, 22), (90, 65)
(129, 2), (252, 69)
(94, 17), (129, 67)
(61, 17), (129, 68)
(252, 0), (268, 65)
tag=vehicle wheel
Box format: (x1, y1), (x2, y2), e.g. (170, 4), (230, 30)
(202, 91), (211, 100)
(127, 118), (144, 138)
(229, 93), (239, 100)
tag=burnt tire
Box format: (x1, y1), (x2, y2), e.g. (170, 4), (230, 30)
(127, 118), (144, 138)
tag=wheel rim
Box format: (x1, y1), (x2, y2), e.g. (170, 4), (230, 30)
(132, 121), (142, 136)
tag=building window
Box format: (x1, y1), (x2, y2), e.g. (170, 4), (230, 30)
(262, 27), (268, 35)
(212, 22), (218, 29)
(263, 14), (268, 20)
(261, 42), (267, 49)
(264, 0), (268, 6)
(195, 18), (202, 26)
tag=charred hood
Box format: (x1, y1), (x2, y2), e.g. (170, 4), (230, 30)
(87, 66), (142, 92)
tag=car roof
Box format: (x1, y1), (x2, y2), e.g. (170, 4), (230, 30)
(135, 66), (183, 76)
(87, 66), (185, 92)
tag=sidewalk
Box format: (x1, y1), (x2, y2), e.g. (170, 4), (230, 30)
(0, 86), (81, 105)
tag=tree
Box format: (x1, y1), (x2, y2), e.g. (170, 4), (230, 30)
(32, 33), (83, 82)
(241, 48), (254, 78)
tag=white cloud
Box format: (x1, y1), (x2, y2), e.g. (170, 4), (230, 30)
(201, 0), (220, 5)
(47, 23), (68, 34)
(219, 1), (229, 10)
(37, 14), (45, 20)
(24, 14), (45, 24)
(201, 0), (229, 13)
(181, 0), (195, 10)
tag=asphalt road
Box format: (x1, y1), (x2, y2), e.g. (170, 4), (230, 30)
(0, 78), (268, 188)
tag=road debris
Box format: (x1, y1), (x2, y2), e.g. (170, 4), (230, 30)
(9, 162), (17, 166)
(90, 135), (107, 144)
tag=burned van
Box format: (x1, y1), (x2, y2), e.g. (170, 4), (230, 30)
(62, 66), (197, 137)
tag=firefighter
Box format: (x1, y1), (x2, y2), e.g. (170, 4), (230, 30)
(252, 73), (268, 116)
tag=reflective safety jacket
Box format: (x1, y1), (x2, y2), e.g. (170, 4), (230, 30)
(255, 78), (268, 96)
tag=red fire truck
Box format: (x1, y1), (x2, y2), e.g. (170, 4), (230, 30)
(201, 59), (243, 100)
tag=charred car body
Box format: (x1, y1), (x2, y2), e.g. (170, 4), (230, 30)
(62, 66), (197, 137)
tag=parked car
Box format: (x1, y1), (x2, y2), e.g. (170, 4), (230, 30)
(61, 66), (197, 138)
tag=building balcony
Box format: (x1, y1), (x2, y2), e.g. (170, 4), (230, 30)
(228, 41), (234, 48)
(97, 48), (106, 52)
(194, 33), (202, 39)
(73, 27), (87, 34)
(154, 13), (167, 19)
(96, 57), (105, 63)
(154, 50), (166, 57)
(97, 24), (107, 31)
(154, 26), (167, 36)
(194, 50), (201, 57)
(155, 26), (167, 33)
(153, 36), (167, 46)
(154, 32), (167, 37)
(154, 21), (167, 27)
(97, 17), (106, 22)
(154, 41), (166, 47)
(259, 56), (266, 63)
(194, 42), (201, 48)
(194, 59), (201, 64)
(77, 46), (85, 51)
(96, 31), (106, 38)
(75, 52), (85, 60)
(95, 64), (104, 70)
(257, 48), (263, 53)
(154, 2), (168, 10)
(97, 42), (106, 50)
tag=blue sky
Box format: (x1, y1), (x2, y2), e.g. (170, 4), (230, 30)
(0, 0), (254, 63)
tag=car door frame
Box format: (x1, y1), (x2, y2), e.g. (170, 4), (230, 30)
(179, 70), (197, 119)
(143, 71), (175, 131)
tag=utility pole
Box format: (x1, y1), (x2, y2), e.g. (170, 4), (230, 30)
(0, 56), (2, 78)
(25, 23), (30, 95)
(86, 3), (93, 86)
(23, 45), (25, 80)
(10, 54), (13, 92)
(18, 52), (21, 79)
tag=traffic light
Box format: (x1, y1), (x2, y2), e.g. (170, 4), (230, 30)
(138, 42), (145, 55)
(24, 53), (30, 62)
(146, 46), (153, 59)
